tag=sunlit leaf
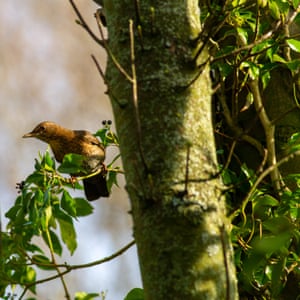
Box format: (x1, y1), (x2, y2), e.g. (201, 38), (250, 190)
(74, 292), (100, 300)
(287, 39), (300, 53)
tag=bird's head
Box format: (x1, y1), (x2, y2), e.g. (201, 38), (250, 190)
(23, 121), (61, 143)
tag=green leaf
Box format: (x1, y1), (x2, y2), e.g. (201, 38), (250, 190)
(256, 194), (279, 207)
(240, 61), (260, 79)
(269, 1), (281, 19)
(20, 266), (36, 293)
(222, 168), (238, 185)
(40, 205), (52, 231)
(285, 59), (300, 71)
(261, 70), (271, 90)
(263, 216), (294, 235)
(95, 126), (119, 147)
(269, 256), (286, 297)
(5, 204), (22, 220)
(32, 254), (55, 270)
(236, 27), (248, 45)
(43, 230), (63, 256)
(74, 292), (100, 300)
(58, 153), (86, 174)
(286, 39), (300, 53)
(107, 170), (119, 191)
(124, 288), (144, 300)
(26, 172), (46, 187)
(61, 190), (77, 217)
(94, 128), (107, 142)
(240, 163), (256, 185)
(253, 195), (279, 220)
(292, 0), (300, 8)
(43, 150), (56, 170)
(252, 233), (291, 255)
(74, 197), (94, 217)
(271, 54), (286, 63)
(285, 132), (300, 153)
(57, 213), (77, 254)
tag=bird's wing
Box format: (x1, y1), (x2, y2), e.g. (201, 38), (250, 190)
(76, 130), (102, 146)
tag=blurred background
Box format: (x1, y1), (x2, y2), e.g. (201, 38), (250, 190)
(0, 1), (141, 299)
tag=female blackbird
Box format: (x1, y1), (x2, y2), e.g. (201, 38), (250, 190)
(23, 121), (109, 201)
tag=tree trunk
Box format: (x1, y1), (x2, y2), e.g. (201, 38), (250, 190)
(104, 1), (238, 299)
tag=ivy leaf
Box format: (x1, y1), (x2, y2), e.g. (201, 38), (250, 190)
(240, 61), (260, 80)
(286, 39), (300, 53)
(107, 170), (119, 192)
(286, 59), (300, 72)
(95, 127), (119, 147)
(253, 195), (279, 220)
(285, 132), (300, 153)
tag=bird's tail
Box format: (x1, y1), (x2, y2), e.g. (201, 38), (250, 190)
(83, 173), (109, 201)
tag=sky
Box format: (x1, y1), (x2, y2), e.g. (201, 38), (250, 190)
(0, 1), (141, 299)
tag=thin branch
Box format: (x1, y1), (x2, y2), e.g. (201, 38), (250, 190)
(285, 3), (300, 27)
(50, 247), (70, 300)
(248, 79), (282, 191)
(212, 3), (300, 63)
(129, 19), (148, 171)
(91, 54), (126, 107)
(230, 150), (300, 223)
(68, 0), (104, 47)
(21, 240), (135, 291)
(218, 84), (265, 156)
(94, 9), (133, 82)
(212, 20), (282, 63)
(91, 54), (106, 83)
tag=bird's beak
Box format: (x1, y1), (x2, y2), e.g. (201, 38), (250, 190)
(22, 132), (35, 138)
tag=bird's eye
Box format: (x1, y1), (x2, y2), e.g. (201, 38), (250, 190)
(36, 125), (46, 134)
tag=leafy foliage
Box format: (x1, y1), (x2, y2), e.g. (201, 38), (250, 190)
(0, 123), (121, 299)
(203, 0), (300, 298)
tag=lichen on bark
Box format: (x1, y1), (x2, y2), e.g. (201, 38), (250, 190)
(104, 1), (238, 299)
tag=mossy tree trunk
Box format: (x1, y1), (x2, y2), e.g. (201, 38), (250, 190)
(104, 1), (238, 299)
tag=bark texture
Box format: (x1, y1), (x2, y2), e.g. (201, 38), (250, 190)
(104, 1), (238, 299)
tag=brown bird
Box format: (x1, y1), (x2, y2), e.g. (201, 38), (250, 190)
(23, 121), (109, 201)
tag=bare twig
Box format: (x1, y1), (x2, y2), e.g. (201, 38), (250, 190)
(20, 240), (135, 293)
(230, 150), (300, 223)
(68, 0), (104, 47)
(249, 79), (282, 191)
(129, 19), (148, 171)
(94, 10), (133, 82)
(91, 54), (106, 83)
